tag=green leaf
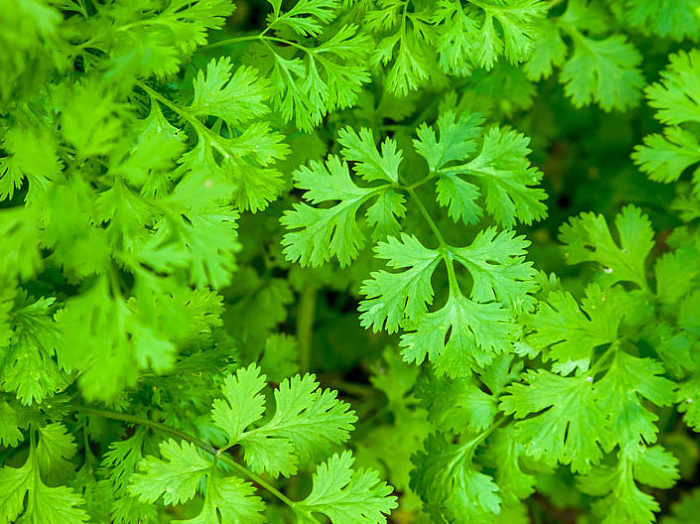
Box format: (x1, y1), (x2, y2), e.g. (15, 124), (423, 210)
(645, 50), (700, 126)
(475, 0), (547, 68)
(266, 0), (338, 37)
(579, 443), (679, 524)
(1, 296), (67, 405)
(295, 451), (397, 524)
(594, 353), (676, 445)
(338, 127), (402, 183)
(416, 373), (497, 433)
(400, 293), (513, 377)
(560, 34), (644, 111)
(451, 228), (537, 310)
(633, 127), (700, 192)
(483, 425), (536, 504)
(0, 446), (88, 524)
(413, 111), (484, 172)
(281, 156), (377, 267)
(411, 434), (501, 523)
(559, 205), (654, 290)
(0, 207), (43, 281)
(242, 373), (357, 475)
(36, 423), (78, 484)
(211, 365), (356, 477)
(500, 371), (607, 473)
(524, 19), (567, 80)
(359, 234), (441, 333)
(129, 440), (211, 505)
(175, 474), (265, 524)
(445, 126), (547, 228)
(677, 375), (700, 431)
(528, 284), (624, 375)
(0, 400), (23, 447)
(212, 364), (267, 444)
(179, 57), (289, 212)
(369, 3), (434, 96)
(189, 59), (271, 126)
(616, 0), (700, 40)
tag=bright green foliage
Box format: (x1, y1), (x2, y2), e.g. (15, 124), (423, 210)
(295, 451), (397, 524)
(411, 433), (501, 523)
(365, 0), (548, 95)
(608, 0), (700, 41)
(129, 440), (211, 505)
(559, 205), (654, 290)
(634, 49), (700, 196)
(2, 2), (700, 524)
(0, 424), (88, 524)
(414, 112), (547, 228)
(527, 284), (625, 374)
(211, 364), (357, 476)
(526, 0), (645, 111)
(501, 370), (608, 472)
(579, 443), (679, 524)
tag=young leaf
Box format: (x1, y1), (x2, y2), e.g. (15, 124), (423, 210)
(211, 364), (356, 477)
(359, 234), (442, 333)
(527, 284), (624, 375)
(411, 434), (501, 523)
(500, 371), (608, 473)
(281, 156), (378, 267)
(295, 451), (397, 524)
(175, 474), (265, 524)
(559, 205), (654, 290)
(129, 440), (211, 505)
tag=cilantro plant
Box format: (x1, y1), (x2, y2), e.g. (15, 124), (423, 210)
(1, 1), (700, 524)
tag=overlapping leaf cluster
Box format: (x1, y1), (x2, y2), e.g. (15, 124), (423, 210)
(2, 1), (700, 524)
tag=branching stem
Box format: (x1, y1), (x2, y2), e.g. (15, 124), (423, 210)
(69, 405), (322, 523)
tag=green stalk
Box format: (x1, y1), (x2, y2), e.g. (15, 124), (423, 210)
(70, 405), (321, 523)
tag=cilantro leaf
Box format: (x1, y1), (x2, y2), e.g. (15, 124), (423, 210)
(129, 440), (211, 505)
(594, 353), (676, 445)
(528, 284), (624, 375)
(411, 434), (501, 523)
(281, 156), (378, 267)
(633, 127), (700, 192)
(359, 234), (441, 334)
(1, 296), (67, 405)
(579, 443), (679, 524)
(614, 0), (700, 40)
(416, 373), (497, 433)
(0, 438), (88, 524)
(633, 50), (700, 196)
(211, 364), (267, 444)
(439, 126), (547, 228)
(559, 205), (654, 290)
(338, 127), (402, 183)
(560, 33), (644, 112)
(175, 474), (265, 524)
(645, 49), (700, 126)
(500, 371), (608, 472)
(400, 292), (513, 376)
(452, 228), (537, 310)
(413, 110), (484, 171)
(295, 451), (397, 524)
(211, 364), (356, 477)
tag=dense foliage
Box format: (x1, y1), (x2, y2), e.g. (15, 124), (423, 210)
(1, 1), (700, 523)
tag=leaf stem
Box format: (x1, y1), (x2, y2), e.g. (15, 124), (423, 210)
(587, 341), (618, 377)
(405, 186), (461, 293)
(202, 34), (263, 50)
(406, 187), (446, 248)
(71, 405), (217, 454)
(69, 404), (321, 523)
